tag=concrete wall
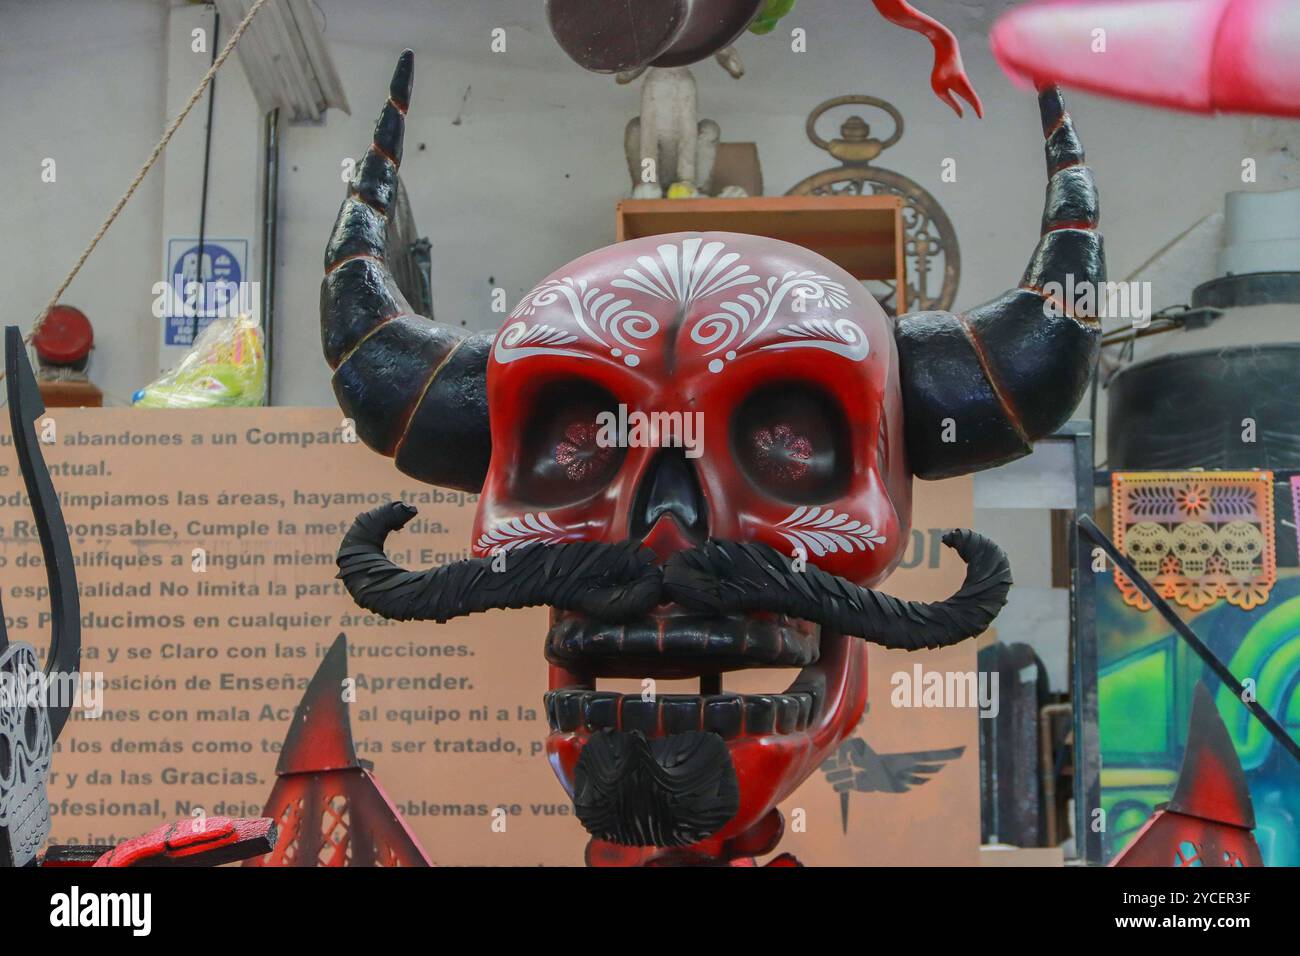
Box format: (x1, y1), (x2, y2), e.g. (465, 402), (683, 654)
(0, 0), (168, 404)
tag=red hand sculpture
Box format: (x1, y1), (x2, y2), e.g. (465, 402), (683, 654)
(873, 0), (984, 117)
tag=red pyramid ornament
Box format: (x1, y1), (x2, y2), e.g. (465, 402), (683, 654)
(245, 633), (432, 867)
(1112, 683), (1263, 867)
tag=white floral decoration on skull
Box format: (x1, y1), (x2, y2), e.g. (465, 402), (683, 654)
(496, 238), (868, 371)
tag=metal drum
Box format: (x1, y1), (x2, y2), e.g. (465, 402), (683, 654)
(547, 0), (763, 73)
(1107, 343), (1300, 470)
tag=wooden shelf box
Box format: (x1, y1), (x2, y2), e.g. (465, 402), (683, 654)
(616, 195), (906, 311)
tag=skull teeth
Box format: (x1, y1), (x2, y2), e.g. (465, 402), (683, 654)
(543, 690), (819, 738)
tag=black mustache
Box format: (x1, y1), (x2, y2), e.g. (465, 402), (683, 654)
(336, 502), (1012, 652)
(336, 503), (661, 621)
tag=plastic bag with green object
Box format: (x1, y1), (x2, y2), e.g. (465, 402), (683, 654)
(750, 0), (797, 35)
(132, 314), (266, 408)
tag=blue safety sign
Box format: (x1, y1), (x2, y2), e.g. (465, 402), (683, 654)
(162, 237), (250, 347)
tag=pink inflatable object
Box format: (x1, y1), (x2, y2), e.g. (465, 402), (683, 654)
(990, 0), (1300, 118)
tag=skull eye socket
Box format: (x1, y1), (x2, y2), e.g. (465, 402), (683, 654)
(516, 380), (626, 506)
(23, 705), (39, 751)
(731, 383), (850, 504)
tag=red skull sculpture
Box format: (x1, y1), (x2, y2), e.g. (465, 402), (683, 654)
(325, 52), (1102, 865)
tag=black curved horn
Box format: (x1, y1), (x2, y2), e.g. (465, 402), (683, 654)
(896, 86), (1103, 479)
(663, 529), (1011, 651)
(322, 50), (492, 492)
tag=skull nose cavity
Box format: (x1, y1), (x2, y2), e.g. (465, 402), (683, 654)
(630, 448), (708, 558)
(641, 514), (697, 564)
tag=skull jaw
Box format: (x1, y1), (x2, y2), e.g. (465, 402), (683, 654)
(545, 624), (868, 858)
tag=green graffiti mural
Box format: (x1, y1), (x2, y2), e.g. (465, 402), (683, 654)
(1216, 595), (1300, 770)
(1098, 570), (1300, 866)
